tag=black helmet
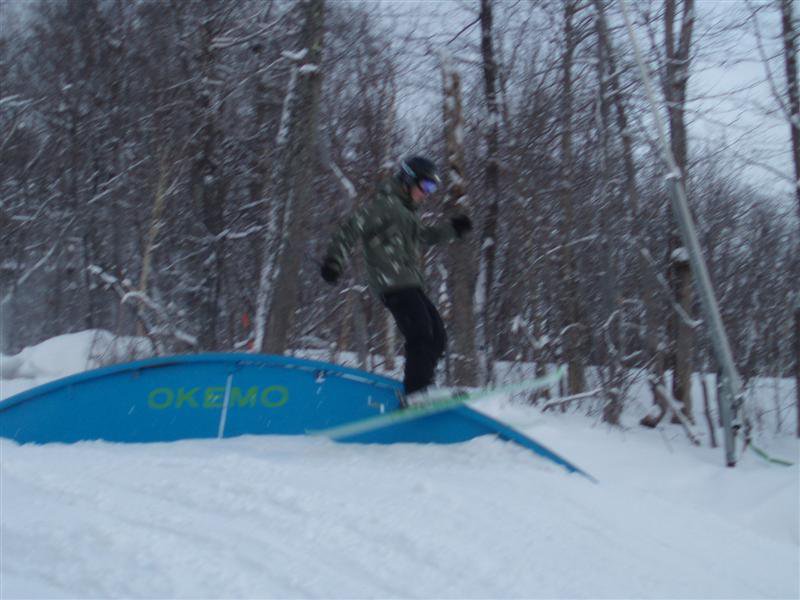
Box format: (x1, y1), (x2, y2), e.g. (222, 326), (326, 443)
(398, 156), (440, 192)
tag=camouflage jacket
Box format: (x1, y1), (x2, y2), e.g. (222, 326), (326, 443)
(324, 177), (458, 295)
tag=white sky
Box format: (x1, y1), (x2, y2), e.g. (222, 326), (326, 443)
(688, 1), (793, 198)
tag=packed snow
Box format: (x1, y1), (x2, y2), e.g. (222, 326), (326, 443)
(1, 331), (798, 599)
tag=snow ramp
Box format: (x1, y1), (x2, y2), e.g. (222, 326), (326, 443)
(0, 354), (591, 477)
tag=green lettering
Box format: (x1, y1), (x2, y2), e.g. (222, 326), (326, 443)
(149, 385), (289, 410)
(232, 386), (258, 408)
(148, 387), (173, 410)
(204, 387), (225, 409)
(261, 385), (289, 408)
(176, 387), (199, 409)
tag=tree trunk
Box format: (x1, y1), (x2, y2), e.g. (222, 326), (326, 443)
(442, 54), (478, 387)
(383, 310), (397, 373)
(672, 252), (694, 423)
(189, 16), (226, 350)
(378, 79), (398, 373)
(559, 0), (585, 395)
(773, 0), (799, 438)
(794, 298), (800, 438)
(353, 289), (369, 370)
(595, 5), (621, 423)
(477, 0), (500, 385)
(138, 148), (172, 338)
(702, 375), (718, 448)
(253, 62), (299, 354)
(262, 0), (325, 355)
(664, 0), (696, 420)
(780, 0), (800, 221)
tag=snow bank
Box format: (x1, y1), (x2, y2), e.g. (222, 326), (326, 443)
(2, 431), (797, 599)
(0, 330), (153, 400)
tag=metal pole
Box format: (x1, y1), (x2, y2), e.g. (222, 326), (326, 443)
(619, 0), (743, 466)
(665, 177), (740, 465)
(217, 373), (234, 440)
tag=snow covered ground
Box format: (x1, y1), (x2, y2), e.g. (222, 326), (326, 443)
(1, 332), (798, 599)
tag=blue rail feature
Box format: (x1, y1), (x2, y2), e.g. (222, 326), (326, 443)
(0, 354), (594, 480)
(0, 354), (403, 444)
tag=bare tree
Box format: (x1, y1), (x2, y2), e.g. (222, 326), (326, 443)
(593, 0), (664, 425)
(186, 5), (231, 350)
(557, 0), (587, 396)
(628, 0), (697, 427)
(779, 0), (800, 438)
(441, 52), (478, 386)
(780, 0), (800, 220)
(795, 292), (800, 438)
(476, 0), (501, 384)
(663, 0), (696, 424)
(261, 0), (326, 355)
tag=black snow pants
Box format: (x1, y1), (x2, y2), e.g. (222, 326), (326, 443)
(381, 287), (447, 395)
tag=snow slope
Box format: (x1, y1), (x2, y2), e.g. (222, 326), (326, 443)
(1, 333), (798, 599)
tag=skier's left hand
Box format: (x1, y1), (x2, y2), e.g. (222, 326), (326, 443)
(321, 258), (341, 284)
(451, 214), (472, 238)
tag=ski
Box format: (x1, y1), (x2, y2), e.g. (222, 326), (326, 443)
(747, 442), (795, 466)
(313, 366), (566, 441)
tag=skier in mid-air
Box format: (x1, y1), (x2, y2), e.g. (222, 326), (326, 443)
(320, 156), (472, 407)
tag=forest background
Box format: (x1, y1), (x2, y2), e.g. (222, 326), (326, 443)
(1, 0), (797, 432)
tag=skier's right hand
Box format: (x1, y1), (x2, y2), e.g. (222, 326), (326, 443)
(451, 214), (472, 238)
(321, 258), (341, 284)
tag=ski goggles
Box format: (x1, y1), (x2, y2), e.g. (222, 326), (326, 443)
(419, 179), (438, 195)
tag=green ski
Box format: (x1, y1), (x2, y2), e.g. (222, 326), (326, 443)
(313, 366), (566, 440)
(748, 442), (795, 467)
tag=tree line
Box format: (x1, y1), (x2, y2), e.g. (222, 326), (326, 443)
(1, 0), (797, 434)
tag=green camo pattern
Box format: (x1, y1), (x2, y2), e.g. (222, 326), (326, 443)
(324, 177), (457, 295)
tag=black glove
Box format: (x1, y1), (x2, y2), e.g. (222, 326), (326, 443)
(321, 258), (341, 284)
(451, 214), (472, 238)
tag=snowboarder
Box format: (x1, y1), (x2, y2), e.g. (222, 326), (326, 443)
(320, 156), (472, 406)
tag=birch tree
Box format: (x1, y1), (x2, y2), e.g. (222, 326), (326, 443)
(477, 0), (501, 384)
(261, 0), (326, 354)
